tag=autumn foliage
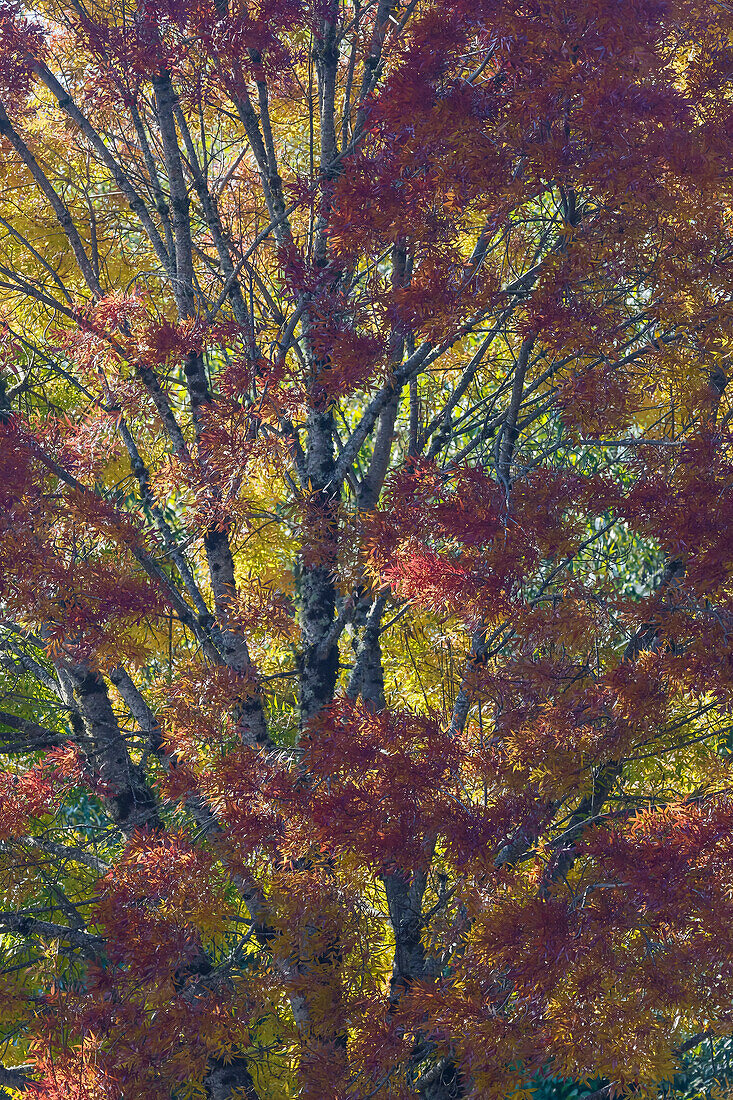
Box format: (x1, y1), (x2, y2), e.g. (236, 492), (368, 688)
(0, 0), (732, 1097)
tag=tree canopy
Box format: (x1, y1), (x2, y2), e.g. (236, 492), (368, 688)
(1, 0), (733, 1097)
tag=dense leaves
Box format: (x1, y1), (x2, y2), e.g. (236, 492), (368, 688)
(0, 0), (732, 1097)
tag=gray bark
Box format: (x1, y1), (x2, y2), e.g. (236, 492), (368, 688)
(347, 596), (387, 710)
(0, 710), (63, 751)
(204, 1056), (260, 1100)
(299, 406), (340, 727)
(61, 664), (161, 835)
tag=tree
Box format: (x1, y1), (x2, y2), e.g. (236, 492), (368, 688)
(0, 0), (732, 1096)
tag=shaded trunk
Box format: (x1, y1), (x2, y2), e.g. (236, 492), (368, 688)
(63, 664), (161, 835)
(299, 405), (340, 728)
(205, 1055), (260, 1100)
(349, 604), (463, 1099)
